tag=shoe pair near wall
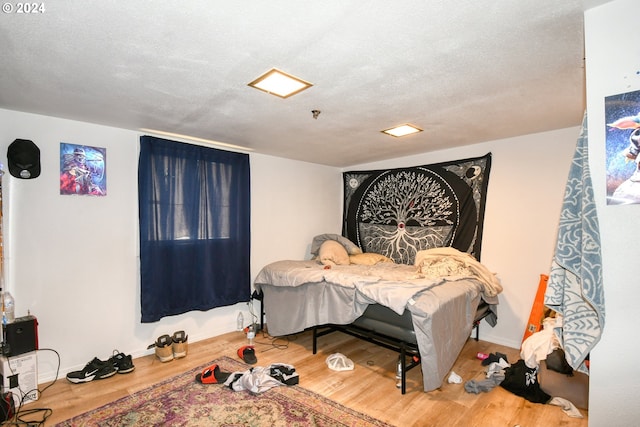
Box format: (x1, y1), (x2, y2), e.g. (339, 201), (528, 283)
(149, 330), (188, 362)
(66, 350), (135, 384)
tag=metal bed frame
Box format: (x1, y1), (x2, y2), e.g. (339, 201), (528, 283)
(312, 301), (491, 394)
(255, 291), (491, 394)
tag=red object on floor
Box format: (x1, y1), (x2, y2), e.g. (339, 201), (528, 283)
(195, 364), (230, 384)
(522, 274), (549, 343)
(237, 345), (257, 364)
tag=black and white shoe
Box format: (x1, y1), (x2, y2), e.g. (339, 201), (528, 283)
(66, 357), (117, 383)
(109, 350), (135, 374)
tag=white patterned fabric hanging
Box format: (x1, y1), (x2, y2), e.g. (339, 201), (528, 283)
(545, 111), (604, 374)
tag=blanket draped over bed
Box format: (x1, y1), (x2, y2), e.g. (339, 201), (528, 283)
(545, 112), (604, 373)
(254, 246), (501, 392)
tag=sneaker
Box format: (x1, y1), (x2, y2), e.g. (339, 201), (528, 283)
(66, 357), (117, 384)
(109, 350), (135, 374)
(172, 330), (188, 359)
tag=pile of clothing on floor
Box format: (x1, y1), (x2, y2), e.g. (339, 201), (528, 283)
(464, 315), (584, 418)
(196, 361), (299, 395)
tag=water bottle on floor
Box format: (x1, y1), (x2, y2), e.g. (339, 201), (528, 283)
(247, 324), (255, 346)
(396, 357), (402, 388)
(237, 312), (244, 331)
(2, 291), (15, 324)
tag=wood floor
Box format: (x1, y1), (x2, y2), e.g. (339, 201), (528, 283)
(20, 328), (588, 427)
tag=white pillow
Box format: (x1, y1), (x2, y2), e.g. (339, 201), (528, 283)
(310, 234), (362, 256)
(349, 253), (393, 265)
(318, 240), (350, 266)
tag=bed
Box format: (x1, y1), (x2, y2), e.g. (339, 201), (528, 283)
(254, 154), (499, 393)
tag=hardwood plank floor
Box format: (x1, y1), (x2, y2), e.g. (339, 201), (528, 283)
(19, 329), (588, 426)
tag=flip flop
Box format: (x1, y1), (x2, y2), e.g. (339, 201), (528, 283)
(195, 364), (230, 384)
(237, 345), (257, 364)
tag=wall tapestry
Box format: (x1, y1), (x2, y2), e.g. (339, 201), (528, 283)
(604, 88), (640, 205)
(342, 153), (492, 264)
(60, 143), (107, 196)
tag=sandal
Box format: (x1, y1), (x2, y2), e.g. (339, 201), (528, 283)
(237, 345), (257, 364)
(195, 364), (230, 384)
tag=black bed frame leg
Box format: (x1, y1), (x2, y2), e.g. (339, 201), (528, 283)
(400, 346), (407, 395)
(312, 327), (318, 354)
(251, 290), (265, 332)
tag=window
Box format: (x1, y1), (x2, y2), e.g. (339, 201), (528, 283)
(138, 136), (250, 322)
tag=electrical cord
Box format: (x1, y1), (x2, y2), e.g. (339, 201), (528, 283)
(254, 333), (291, 352)
(247, 299), (259, 329)
(246, 293), (303, 352)
(252, 328), (307, 353)
(1, 348), (60, 426)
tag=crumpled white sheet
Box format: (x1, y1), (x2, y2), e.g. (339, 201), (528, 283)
(548, 396), (584, 418)
(520, 316), (561, 369)
(224, 363), (299, 395)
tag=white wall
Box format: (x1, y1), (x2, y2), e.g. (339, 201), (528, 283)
(0, 108), (342, 383)
(348, 127), (579, 349)
(584, 1), (640, 425)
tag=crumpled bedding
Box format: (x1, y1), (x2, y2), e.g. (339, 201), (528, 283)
(255, 252), (500, 315)
(414, 247), (503, 298)
(254, 260), (382, 289)
(354, 276), (447, 314)
(254, 253), (501, 392)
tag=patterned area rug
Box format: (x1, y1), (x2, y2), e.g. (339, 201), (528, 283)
(54, 356), (393, 427)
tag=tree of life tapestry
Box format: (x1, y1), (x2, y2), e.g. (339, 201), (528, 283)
(342, 153), (492, 264)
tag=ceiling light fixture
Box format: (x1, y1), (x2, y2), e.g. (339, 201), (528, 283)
(381, 124), (423, 138)
(248, 68), (313, 98)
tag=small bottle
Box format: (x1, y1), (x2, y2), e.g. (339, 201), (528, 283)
(395, 357), (402, 388)
(247, 324), (255, 346)
(2, 291), (15, 324)
(236, 312), (244, 331)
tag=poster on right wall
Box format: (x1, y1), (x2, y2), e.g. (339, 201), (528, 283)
(605, 88), (640, 205)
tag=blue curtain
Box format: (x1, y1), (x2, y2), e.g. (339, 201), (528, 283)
(138, 136), (250, 322)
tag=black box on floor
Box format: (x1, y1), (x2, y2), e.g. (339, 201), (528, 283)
(2, 316), (38, 357)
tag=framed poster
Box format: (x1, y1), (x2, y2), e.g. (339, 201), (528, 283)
(605, 89), (640, 205)
(60, 143), (107, 196)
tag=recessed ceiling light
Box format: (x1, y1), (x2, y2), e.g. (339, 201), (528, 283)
(248, 68), (313, 98)
(381, 124), (423, 138)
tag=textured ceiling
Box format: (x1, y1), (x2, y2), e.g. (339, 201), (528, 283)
(0, 1), (600, 167)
